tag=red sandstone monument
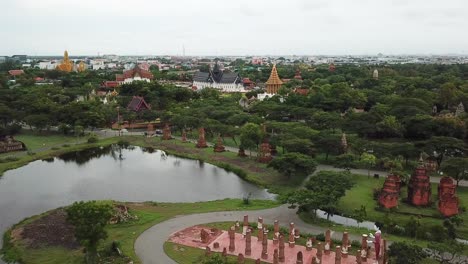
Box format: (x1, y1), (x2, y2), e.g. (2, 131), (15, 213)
(438, 176), (459, 217)
(257, 140), (272, 163)
(162, 123), (172, 140)
(181, 130), (187, 143)
(196, 127), (208, 148)
(214, 135), (225, 152)
(407, 160), (431, 206)
(378, 174), (401, 209)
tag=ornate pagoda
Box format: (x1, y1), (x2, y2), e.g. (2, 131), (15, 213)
(438, 176), (459, 217)
(265, 64), (283, 94)
(56, 50), (73, 72)
(378, 174), (401, 209)
(407, 159), (432, 206)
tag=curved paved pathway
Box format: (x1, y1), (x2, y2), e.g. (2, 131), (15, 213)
(135, 204), (363, 264)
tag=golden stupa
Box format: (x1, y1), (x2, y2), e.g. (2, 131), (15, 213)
(265, 64), (283, 94)
(56, 50), (73, 72)
(77, 61), (86, 72)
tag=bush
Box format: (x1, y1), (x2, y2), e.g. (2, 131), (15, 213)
(51, 147), (60, 150)
(388, 242), (426, 264)
(62, 144), (70, 148)
(117, 140), (129, 147)
(0, 156), (20, 163)
(87, 136), (98, 143)
(27, 151), (36, 156)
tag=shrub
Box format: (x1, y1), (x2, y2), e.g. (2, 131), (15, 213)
(87, 136), (98, 143)
(62, 144), (70, 148)
(51, 147), (60, 150)
(0, 156), (20, 163)
(388, 242), (426, 264)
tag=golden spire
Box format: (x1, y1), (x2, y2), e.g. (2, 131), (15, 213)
(56, 50), (73, 72)
(266, 64), (283, 85)
(265, 64), (283, 94)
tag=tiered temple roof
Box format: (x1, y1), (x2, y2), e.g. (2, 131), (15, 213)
(127, 96), (151, 112)
(265, 64), (283, 94)
(118, 65), (153, 81)
(193, 63), (242, 85)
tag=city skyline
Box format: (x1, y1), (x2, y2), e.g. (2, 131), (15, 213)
(2, 0), (468, 56)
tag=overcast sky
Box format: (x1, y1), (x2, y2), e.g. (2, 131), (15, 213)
(1, 0), (468, 56)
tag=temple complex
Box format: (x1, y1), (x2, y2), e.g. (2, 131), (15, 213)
(56, 50), (73, 72)
(438, 176), (459, 217)
(378, 174), (401, 209)
(407, 160), (431, 206)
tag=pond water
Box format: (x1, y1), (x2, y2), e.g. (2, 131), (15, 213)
(0, 145), (274, 249)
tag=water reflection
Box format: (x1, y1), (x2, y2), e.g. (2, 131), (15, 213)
(0, 145), (274, 252)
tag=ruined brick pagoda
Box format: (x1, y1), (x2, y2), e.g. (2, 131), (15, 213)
(213, 135), (225, 152)
(196, 127), (208, 148)
(378, 174), (401, 209)
(162, 124), (172, 140)
(438, 176), (459, 217)
(407, 160), (431, 206)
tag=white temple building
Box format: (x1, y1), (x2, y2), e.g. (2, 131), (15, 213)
(192, 63), (246, 93)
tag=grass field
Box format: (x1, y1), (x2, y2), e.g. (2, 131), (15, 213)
(2, 199), (279, 264)
(14, 132), (81, 151)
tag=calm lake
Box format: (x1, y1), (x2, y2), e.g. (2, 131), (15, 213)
(0, 145), (273, 249)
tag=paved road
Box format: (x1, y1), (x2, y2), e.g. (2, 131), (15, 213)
(135, 204), (364, 264)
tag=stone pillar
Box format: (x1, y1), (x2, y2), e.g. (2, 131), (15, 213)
(238, 253), (245, 264)
(222, 247), (227, 257)
(316, 242), (323, 262)
(312, 257), (319, 264)
(257, 227), (263, 242)
(289, 232), (295, 248)
(342, 232), (349, 251)
(201, 229), (210, 243)
(273, 220), (279, 245)
(296, 251), (303, 264)
(361, 234), (368, 262)
(273, 249), (279, 264)
(205, 246), (211, 256)
(257, 217), (263, 230)
(356, 250), (362, 264)
(229, 226), (236, 252)
(279, 235), (285, 262)
(382, 239), (388, 264)
(306, 237), (313, 251)
(243, 215), (249, 236)
(261, 229), (268, 259)
(289, 222), (295, 237)
(245, 229), (252, 256)
(335, 246), (341, 264)
(294, 228), (300, 239)
(325, 230), (331, 255)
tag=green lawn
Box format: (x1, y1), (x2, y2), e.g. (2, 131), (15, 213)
(15, 133), (80, 151)
(3, 199), (279, 264)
